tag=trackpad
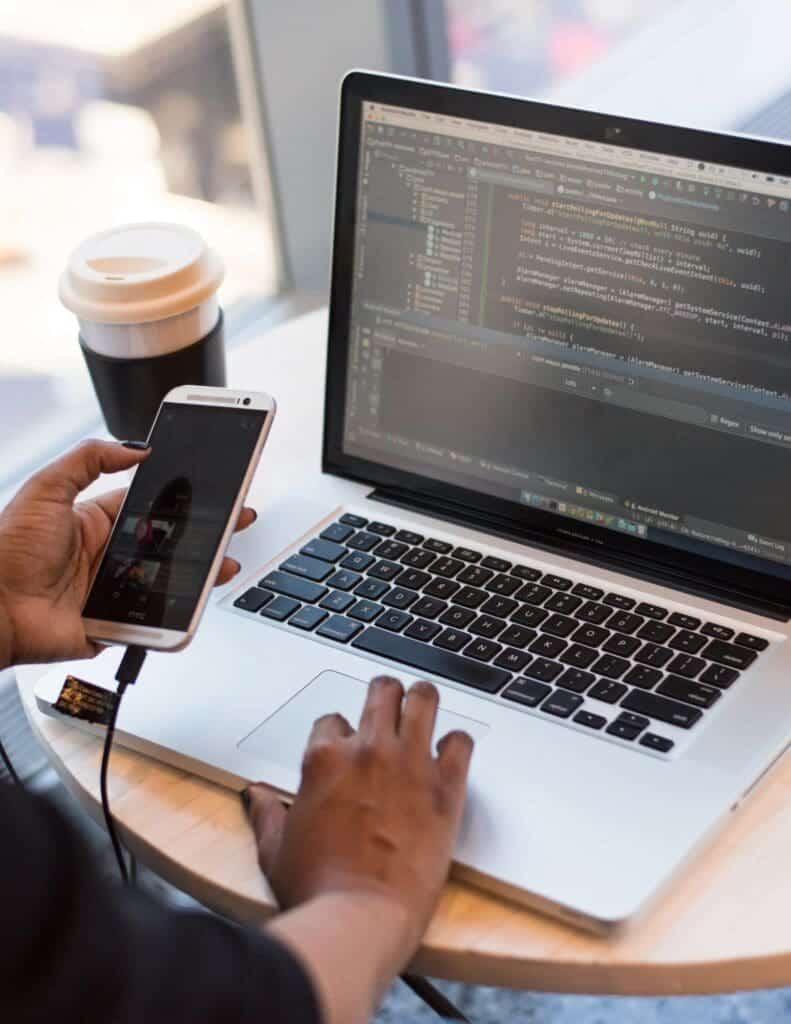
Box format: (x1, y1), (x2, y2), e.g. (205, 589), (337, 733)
(237, 671), (490, 773)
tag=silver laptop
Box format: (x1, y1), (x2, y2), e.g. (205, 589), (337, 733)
(37, 72), (791, 933)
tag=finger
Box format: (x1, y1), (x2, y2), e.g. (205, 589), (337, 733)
(357, 675), (404, 742)
(436, 730), (475, 810)
(306, 711), (354, 750)
(215, 557), (241, 586)
(246, 784), (288, 877)
(27, 440), (150, 504)
(399, 680), (439, 752)
(234, 507), (257, 533)
(89, 486), (127, 524)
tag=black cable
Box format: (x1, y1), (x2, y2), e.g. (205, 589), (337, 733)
(401, 974), (471, 1022)
(0, 737), (21, 786)
(100, 646), (147, 884)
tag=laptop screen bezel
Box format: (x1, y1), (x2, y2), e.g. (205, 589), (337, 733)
(323, 70), (791, 616)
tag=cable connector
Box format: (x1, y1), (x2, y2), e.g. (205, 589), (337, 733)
(115, 645), (147, 687)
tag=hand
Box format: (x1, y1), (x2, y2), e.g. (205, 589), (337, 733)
(0, 439), (256, 667)
(247, 676), (474, 964)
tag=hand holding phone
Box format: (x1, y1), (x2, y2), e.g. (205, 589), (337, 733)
(82, 386), (276, 651)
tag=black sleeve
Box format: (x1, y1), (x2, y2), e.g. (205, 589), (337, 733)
(0, 784), (323, 1024)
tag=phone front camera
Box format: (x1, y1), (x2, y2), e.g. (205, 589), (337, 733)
(243, 397), (251, 406)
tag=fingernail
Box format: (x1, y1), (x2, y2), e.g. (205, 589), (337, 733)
(250, 509), (258, 522)
(240, 787), (251, 812)
(121, 440), (150, 451)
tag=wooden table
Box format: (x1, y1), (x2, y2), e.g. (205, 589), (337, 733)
(17, 309), (791, 995)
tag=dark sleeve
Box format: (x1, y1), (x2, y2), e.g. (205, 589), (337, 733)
(0, 784), (322, 1024)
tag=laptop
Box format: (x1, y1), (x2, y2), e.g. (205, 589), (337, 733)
(36, 72), (791, 933)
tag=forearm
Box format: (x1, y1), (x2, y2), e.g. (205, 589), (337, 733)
(268, 891), (415, 1024)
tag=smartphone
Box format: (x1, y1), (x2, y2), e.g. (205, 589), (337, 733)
(82, 385), (276, 652)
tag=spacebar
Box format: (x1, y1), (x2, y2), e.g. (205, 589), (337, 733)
(351, 627), (510, 694)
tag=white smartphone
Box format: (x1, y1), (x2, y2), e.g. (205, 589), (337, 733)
(82, 385), (276, 652)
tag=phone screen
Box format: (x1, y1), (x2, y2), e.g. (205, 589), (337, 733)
(83, 402), (268, 631)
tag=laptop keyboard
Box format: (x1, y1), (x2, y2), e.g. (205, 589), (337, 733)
(229, 513), (771, 755)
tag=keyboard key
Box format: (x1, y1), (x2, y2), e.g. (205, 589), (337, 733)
(735, 632), (769, 652)
(541, 689), (583, 718)
(482, 556), (512, 572)
(457, 565), (493, 587)
(668, 612), (701, 630)
(469, 615), (507, 639)
(502, 678), (550, 707)
(454, 586), (488, 609)
(355, 578), (389, 600)
(572, 583), (604, 601)
(261, 570), (327, 603)
(453, 546), (481, 563)
(404, 618), (442, 642)
(624, 665), (661, 689)
(432, 556), (464, 578)
(261, 595), (300, 621)
(395, 529), (424, 545)
(514, 583), (552, 605)
(339, 513), (367, 527)
(494, 648), (532, 672)
(374, 539), (409, 560)
(480, 595), (518, 618)
(512, 565), (542, 581)
(701, 639), (757, 671)
(702, 622), (734, 641)
(545, 592), (583, 614)
(352, 627), (510, 693)
(411, 596), (447, 619)
(289, 606), (328, 631)
(639, 733), (674, 753)
(603, 633), (641, 657)
(368, 521), (395, 536)
(316, 615), (363, 643)
(699, 663), (740, 689)
(530, 634), (566, 659)
(621, 690), (702, 729)
(591, 654), (630, 680)
(382, 587), (419, 610)
(666, 654), (705, 679)
(326, 569), (362, 592)
(589, 679), (627, 703)
(368, 559), (402, 582)
(394, 569), (431, 591)
(541, 613), (578, 638)
(279, 554), (334, 582)
(440, 605), (476, 629)
(606, 611), (644, 634)
(234, 587), (273, 613)
(558, 668), (595, 693)
(560, 643), (598, 669)
(499, 625), (537, 649)
(435, 628), (471, 652)
(301, 538), (346, 563)
(320, 522), (354, 543)
(637, 620), (674, 644)
(465, 638), (502, 662)
(657, 675), (721, 709)
(346, 531), (379, 551)
(510, 605), (549, 628)
(486, 574), (522, 597)
(606, 717), (647, 741)
(542, 574), (572, 591)
(424, 577), (460, 600)
(604, 593), (636, 609)
(669, 630), (707, 655)
(574, 710), (607, 730)
(634, 643), (674, 668)
(571, 624), (610, 647)
(340, 551), (375, 572)
(575, 601), (612, 625)
(401, 548), (436, 570)
(378, 609), (413, 633)
(423, 537), (453, 554)
(349, 600), (384, 623)
(636, 602), (668, 620)
(320, 590), (356, 613)
(524, 658), (563, 683)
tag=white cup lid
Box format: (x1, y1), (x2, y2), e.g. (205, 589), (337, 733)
(59, 222), (224, 325)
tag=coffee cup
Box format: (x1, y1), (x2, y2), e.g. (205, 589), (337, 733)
(60, 222), (226, 439)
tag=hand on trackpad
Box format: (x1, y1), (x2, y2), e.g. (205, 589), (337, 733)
(237, 670), (489, 773)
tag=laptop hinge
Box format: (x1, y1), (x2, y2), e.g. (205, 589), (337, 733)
(369, 486), (791, 622)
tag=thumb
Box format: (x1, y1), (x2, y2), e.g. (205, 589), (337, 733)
(245, 784), (288, 877)
(25, 439), (150, 504)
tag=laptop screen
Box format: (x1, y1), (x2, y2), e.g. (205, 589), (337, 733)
(338, 92), (791, 584)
